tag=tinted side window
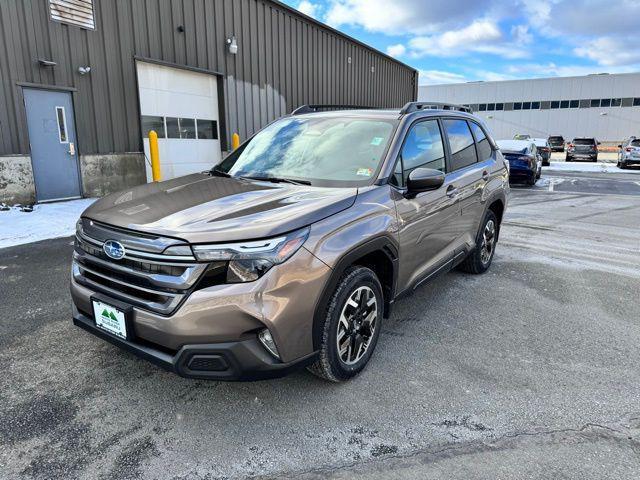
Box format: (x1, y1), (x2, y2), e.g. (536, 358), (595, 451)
(443, 119), (478, 171)
(399, 120), (446, 183)
(469, 122), (492, 162)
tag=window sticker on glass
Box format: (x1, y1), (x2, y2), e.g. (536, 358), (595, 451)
(370, 137), (383, 146)
(56, 106), (68, 143)
(356, 167), (373, 177)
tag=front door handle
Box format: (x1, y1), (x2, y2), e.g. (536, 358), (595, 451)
(482, 170), (490, 181)
(68, 142), (76, 156)
(446, 185), (458, 198)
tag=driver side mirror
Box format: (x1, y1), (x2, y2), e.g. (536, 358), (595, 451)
(618, 144), (623, 149)
(406, 168), (445, 196)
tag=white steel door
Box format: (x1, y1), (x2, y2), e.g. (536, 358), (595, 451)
(136, 61), (222, 182)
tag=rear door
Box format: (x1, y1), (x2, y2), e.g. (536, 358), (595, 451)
(392, 118), (461, 290)
(441, 118), (487, 254)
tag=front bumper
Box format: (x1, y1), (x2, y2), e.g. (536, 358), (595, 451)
(73, 307), (316, 380)
(70, 245), (331, 379)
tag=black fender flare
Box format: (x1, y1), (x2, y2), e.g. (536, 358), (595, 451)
(311, 235), (399, 351)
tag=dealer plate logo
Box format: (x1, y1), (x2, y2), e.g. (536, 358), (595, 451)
(103, 240), (126, 260)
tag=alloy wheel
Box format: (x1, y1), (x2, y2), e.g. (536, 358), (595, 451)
(480, 219), (496, 265)
(336, 286), (378, 365)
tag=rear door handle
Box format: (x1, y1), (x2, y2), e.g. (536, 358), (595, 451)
(482, 170), (490, 181)
(446, 185), (458, 198)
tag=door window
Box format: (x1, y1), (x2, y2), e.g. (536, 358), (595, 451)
(56, 106), (68, 143)
(468, 122), (492, 162)
(395, 120), (446, 186)
(443, 119), (478, 171)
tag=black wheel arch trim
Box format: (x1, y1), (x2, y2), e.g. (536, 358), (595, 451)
(311, 235), (399, 351)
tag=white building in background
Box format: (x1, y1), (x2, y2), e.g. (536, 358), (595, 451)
(418, 72), (640, 143)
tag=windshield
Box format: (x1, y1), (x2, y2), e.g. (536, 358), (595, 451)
(573, 138), (595, 145)
(549, 136), (563, 142)
(215, 116), (397, 187)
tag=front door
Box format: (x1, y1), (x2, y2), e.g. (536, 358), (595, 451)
(392, 118), (462, 291)
(23, 88), (81, 202)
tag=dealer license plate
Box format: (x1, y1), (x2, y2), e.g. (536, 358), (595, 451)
(92, 300), (127, 339)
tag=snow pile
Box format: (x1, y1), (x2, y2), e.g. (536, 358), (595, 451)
(543, 162), (640, 174)
(0, 198), (96, 249)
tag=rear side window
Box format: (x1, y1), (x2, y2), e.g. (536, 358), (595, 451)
(469, 122), (492, 162)
(443, 119), (478, 171)
(397, 120), (446, 184)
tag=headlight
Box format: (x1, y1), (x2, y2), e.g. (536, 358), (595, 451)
(192, 227), (310, 282)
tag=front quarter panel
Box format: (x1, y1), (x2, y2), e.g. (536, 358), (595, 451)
(304, 186), (399, 271)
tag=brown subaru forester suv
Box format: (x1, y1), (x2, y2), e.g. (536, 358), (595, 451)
(71, 102), (509, 382)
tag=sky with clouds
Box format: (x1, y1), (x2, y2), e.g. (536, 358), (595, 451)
(282, 0), (640, 85)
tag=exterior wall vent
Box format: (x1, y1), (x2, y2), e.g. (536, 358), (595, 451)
(49, 0), (95, 30)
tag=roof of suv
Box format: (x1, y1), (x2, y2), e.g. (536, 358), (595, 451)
(290, 102), (475, 121)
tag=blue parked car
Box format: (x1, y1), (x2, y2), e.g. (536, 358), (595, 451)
(496, 139), (542, 186)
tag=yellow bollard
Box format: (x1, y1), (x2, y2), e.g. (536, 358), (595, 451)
(149, 130), (161, 182)
(231, 132), (240, 151)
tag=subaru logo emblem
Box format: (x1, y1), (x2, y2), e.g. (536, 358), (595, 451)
(103, 240), (126, 260)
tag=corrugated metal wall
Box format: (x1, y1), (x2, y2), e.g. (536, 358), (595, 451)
(0, 0), (417, 156)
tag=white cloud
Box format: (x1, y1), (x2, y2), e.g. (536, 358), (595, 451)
(418, 70), (467, 85)
(297, 0), (319, 19)
(506, 62), (637, 78)
(407, 20), (530, 59)
(325, 0), (494, 36)
(574, 37), (640, 67)
(519, 0), (640, 67)
(386, 44), (406, 57)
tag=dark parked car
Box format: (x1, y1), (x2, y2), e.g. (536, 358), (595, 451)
(497, 139), (541, 186)
(70, 102), (509, 382)
(532, 138), (551, 166)
(618, 137), (640, 169)
(548, 135), (565, 152)
(567, 138), (599, 162)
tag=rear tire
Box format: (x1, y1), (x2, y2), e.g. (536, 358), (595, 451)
(308, 266), (383, 382)
(458, 210), (498, 275)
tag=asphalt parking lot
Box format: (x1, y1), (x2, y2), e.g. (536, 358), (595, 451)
(2, 169), (640, 479)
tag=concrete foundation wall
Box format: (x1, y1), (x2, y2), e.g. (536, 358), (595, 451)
(0, 155), (36, 205)
(80, 153), (147, 198)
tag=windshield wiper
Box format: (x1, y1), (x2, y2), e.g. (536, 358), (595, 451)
(209, 167), (231, 177)
(246, 176), (311, 186)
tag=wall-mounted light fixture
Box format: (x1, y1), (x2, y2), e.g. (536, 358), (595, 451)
(226, 36), (238, 55)
(78, 66), (91, 75)
(600, 112), (608, 116)
(38, 59), (57, 67)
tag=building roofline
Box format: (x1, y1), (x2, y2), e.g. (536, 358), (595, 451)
(420, 71), (640, 89)
(268, 0), (417, 74)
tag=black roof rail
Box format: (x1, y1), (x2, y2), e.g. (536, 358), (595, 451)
(400, 101), (473, 115)
(291, 104), (377, 115)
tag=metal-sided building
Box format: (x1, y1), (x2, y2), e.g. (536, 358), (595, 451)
(418, 72), (640, 143)
(0, 0), (417, 204)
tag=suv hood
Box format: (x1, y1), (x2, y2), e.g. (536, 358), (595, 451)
(82, 173), (358, 244)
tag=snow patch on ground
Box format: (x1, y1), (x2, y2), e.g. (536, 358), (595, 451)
(0, 198), (96, 250)
(543, 161), (640, 174)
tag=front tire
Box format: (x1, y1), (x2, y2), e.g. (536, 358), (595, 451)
(458, 210), (498, 274)
(308, 266), (383, 382)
